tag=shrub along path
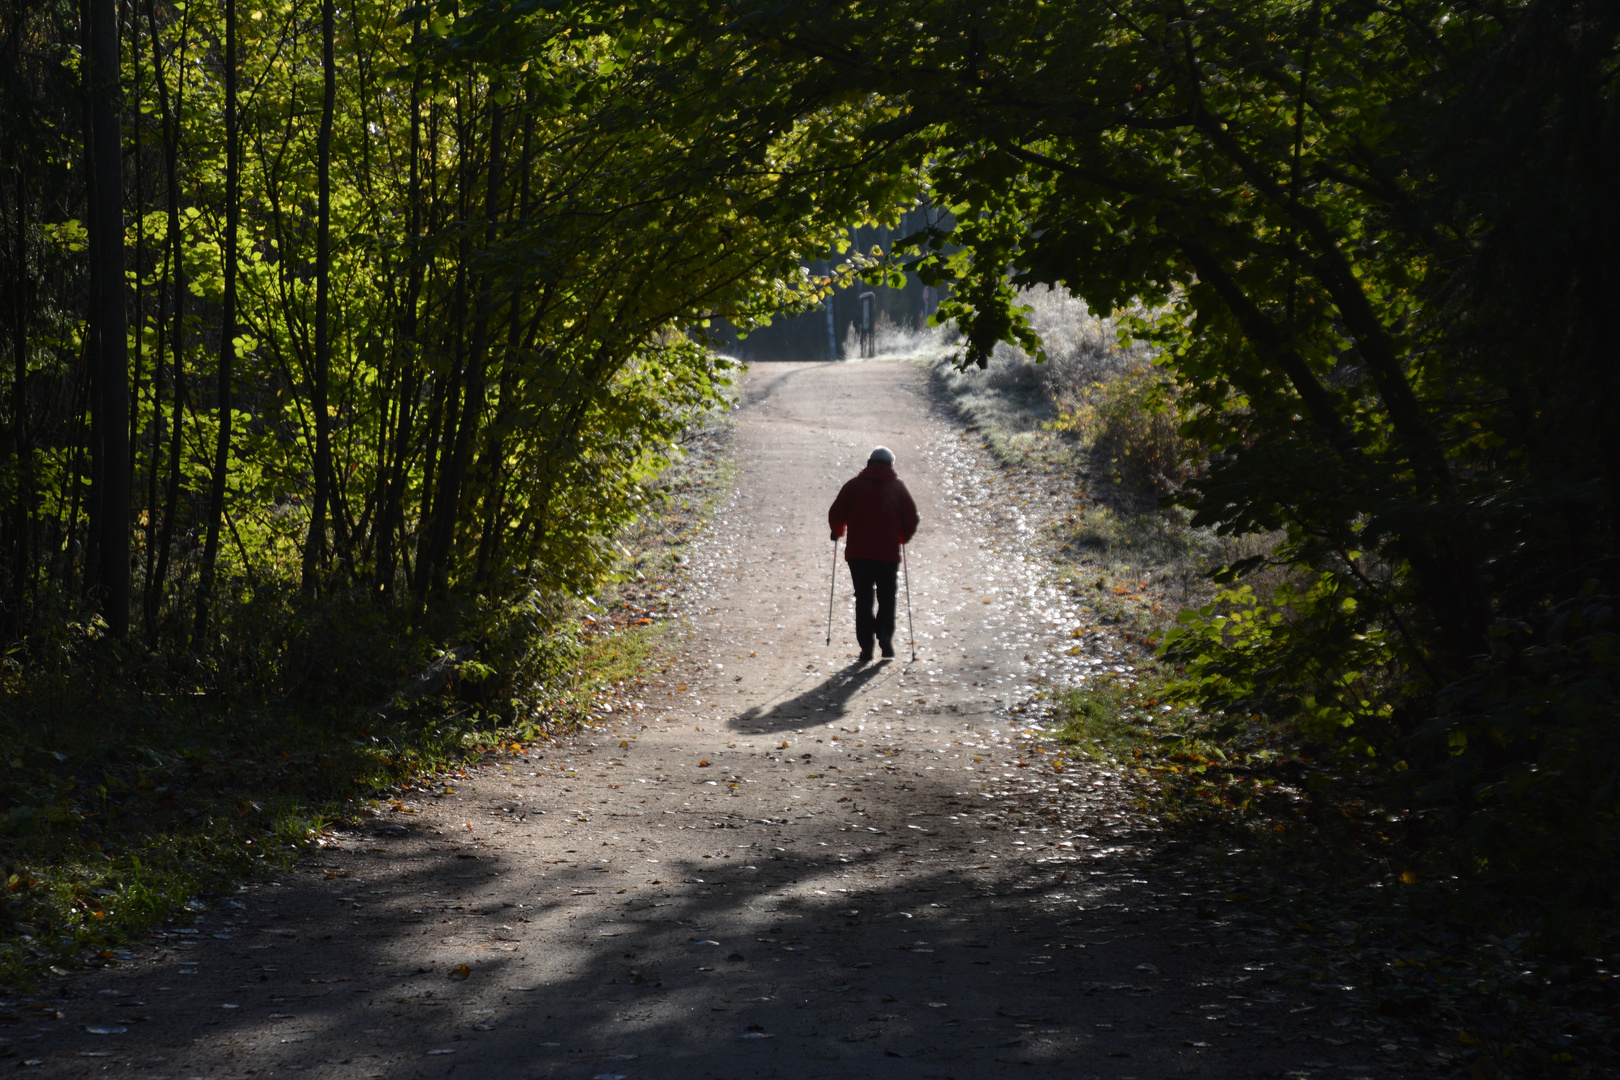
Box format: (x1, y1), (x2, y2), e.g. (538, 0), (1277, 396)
(20, 361), (1434, 1078)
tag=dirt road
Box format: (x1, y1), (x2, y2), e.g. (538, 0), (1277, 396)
(28, 361), (1406, 1079)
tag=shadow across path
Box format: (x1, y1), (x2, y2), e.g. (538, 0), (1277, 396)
(730, 659), (903, 734)
(37, 752), (1399, 1080)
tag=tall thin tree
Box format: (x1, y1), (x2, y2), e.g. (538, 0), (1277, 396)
(301, 0), (334, 594)
(10, 163), (31, 623)
(144, 0), (187, 639)
(86, 0), (130, 635)
(6, 1), (34, 623)
(196, 0), (236, 636)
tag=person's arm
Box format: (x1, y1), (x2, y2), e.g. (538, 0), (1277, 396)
(828, 482), (851, 542)
(896, 481), (920, 544)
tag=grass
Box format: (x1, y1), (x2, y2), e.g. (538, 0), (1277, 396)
(0, 695), (431, 986)
(0, 614), (685, 991)
(1047, 670), (1620, 1079)
(1049, 669), (1297, 827)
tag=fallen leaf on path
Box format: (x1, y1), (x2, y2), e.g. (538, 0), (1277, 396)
(449, 964), (471, 980)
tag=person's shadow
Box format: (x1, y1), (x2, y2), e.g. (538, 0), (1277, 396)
(728, 659), (898, 733)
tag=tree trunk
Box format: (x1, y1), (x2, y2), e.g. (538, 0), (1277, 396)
(422, 103), (503, 604)
(86, 0), (130, 636)
(11, 164), (32, 624)
(301, 0), (334, 594)
(372, 21), (421, 601)
(144, 0), (185, 639)
(196, 0), (236, 638)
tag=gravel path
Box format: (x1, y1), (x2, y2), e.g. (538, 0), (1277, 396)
(24, 360), (1419, 1079)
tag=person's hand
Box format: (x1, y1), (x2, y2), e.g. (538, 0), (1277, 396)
(830, 532), (840, 543)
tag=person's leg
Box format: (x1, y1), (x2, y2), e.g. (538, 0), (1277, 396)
(848, 559), (878, 660)
(873, 560), (899, 656)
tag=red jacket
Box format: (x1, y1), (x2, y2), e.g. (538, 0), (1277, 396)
(828, 464), (919, 563)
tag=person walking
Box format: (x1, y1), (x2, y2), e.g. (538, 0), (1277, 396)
(828, 446), (920, 662)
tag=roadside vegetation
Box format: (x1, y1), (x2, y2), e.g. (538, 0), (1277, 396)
(911, 280), (1620, 1075)
(6, 0), (1619, 1071)
(914, 287), (1264, 645)
(0, 402), (735, 987)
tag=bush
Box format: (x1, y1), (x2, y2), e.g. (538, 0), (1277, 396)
(1066, 367), (1201, 497)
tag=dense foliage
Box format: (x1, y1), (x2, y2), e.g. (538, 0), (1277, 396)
(644, 0), (1620, 892)
(5, 0), (1619, 914)
(0, 0), (917, 702)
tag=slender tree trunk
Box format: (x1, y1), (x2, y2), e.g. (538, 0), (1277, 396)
(474, 112), (532, 586)
(63, 357), (92, 585)
(140, 0), (163, 630)
(376, 68), (424, 601)
(373, 58), (422, 599)
(422, 102), (503, 603)
(87, 0), (130, 635)
(412, 95), (471, 608)
(143, 239), (167, 624)
(11, 166), (31, 623)
(129, 0), (143, 501)
(300, 0), (334, 594)
(411, 362), (449, 608)
(147, 0), (186, 638)
(196, 0), (236, 637)
(78, 0), (100, 595)
(472, 296), (519, 585)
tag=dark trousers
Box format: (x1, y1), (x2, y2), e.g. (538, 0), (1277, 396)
(847, 558), (898, 648)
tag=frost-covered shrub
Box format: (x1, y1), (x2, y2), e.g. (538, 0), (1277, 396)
(993, 285), (1144, 396)
(926, 285), (1199, 495)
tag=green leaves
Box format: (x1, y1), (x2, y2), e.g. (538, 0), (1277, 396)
(1163, 576), (1397, 744)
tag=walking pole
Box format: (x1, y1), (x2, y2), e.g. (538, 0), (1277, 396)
(902, 543), (918, 662)
(826, 537), (840, 646)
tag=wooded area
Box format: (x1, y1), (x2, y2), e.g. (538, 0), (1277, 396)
(2, 0), (1618, 966)
(667, 0), (1620, 906)
(0, 0), (913, 665)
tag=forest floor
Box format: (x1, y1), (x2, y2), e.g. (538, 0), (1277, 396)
(8, 360), (1458, 1078)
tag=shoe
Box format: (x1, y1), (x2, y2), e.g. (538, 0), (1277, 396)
(857, 644), (874, 663)
(879, 638), (895, 658)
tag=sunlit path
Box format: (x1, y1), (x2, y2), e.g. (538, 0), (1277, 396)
(37, 361), (1398, 1079)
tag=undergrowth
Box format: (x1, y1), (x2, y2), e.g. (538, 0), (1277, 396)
(914, 288), (1274, 645)
(0, 616), (663, 990)
(1050, 672), (1620, 1079)
(0, 384), (739, 991)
